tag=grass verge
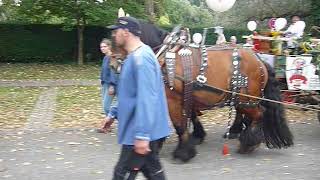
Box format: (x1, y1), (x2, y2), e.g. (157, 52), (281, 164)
(52, 86), (104, 128)
(0, 87), (43, 130)
(0, 63), (100, 80)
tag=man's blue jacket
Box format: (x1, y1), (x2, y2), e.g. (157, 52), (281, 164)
(109, 44), (171, 145)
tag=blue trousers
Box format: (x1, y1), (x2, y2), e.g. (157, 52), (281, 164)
(101, 83), (116, 115)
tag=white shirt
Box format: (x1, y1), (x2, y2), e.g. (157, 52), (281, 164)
(285, 21), (306, 38)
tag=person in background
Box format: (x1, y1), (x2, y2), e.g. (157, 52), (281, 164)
(230, 36), (237, 46)
(214, 26), (226, 45)
(97, 38), (118, 133)
(284, 15), (305, 38)
(284, 15), (306, 48)
(244, 37), (254, 47)
(104, 16), (171, 180)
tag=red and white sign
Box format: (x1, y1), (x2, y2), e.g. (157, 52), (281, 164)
(286, 56), (320, 90)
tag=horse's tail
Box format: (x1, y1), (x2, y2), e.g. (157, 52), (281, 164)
(261, 62), (294, 148)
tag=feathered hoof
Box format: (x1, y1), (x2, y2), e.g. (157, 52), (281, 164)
(223, 132), (240, 139)
(191, 133), (206, 145)
(173, 144), (196, 162)
(238, 143), (260, 154)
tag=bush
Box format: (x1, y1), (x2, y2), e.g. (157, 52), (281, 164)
(0, 24), (110, 63)
(0, 24), (249, 63)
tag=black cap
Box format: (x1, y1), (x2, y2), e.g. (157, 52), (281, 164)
(108, 17), (142, 37)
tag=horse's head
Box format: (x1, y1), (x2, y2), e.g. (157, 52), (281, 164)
(139, 20), (169, 52)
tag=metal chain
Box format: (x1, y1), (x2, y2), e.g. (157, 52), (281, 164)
(196, 45), (208, 84)
(179, 48), (193, 130)
(225, 49), (241, 138)
(259, 64), (265, 98)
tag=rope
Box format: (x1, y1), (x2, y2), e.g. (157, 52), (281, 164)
(207, 84), (320, 112)
(280, 90), (305, 92)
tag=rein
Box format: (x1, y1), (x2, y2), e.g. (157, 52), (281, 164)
(202, 83), (320, 112)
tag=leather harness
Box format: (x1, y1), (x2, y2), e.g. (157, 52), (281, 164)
(162, 45), (264, 125)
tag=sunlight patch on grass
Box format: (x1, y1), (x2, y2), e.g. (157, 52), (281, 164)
(0, 87), (43, 129)
(52, 86), (104, 128)
(0, 63), (100, 80)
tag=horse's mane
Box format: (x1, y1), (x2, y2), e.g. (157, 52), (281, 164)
(138, 20), (168, 51)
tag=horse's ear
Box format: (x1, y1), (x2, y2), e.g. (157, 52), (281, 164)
(118, 8), (125, 17)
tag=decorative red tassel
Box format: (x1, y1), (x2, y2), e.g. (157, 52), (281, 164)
(222, 143), (230, 156)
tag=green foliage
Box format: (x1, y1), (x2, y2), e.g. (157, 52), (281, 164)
(0, 24), (73, 62)
(0, 0), (21, 23)
(17, 0), (105, 26)
(0, 24), (110, 63)
(163, 0), (213, 27)
(12, 0), (146, 64)
(187, 0), (203, 6)
(105, 0), (146, 22)
(15, 0), (146, 27)
(0, 23), (250, 63)
(310, 0), (320, 25)
(158, 14), (171, 26)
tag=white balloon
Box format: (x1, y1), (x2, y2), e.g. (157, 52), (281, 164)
(275, 18), (287, 31)
(192, 33), (203, 44)
(247, 21), (257, 31)
(206, 0), (236, 12)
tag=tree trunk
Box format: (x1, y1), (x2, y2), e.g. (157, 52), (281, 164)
(77, 22), (84, 65)
(145, 0), (155, 23)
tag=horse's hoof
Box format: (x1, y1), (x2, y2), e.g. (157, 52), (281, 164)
(192, 128), (206, 145)
(191, 135), (205, 145)
(238, 144), (260, 154)
(173, 146), (196, 162)
(223, 132), (239, 139)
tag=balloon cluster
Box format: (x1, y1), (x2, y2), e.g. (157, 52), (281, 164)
(247, 18), (306, 32)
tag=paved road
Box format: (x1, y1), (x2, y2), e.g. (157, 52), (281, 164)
(1, 80), (319, 179)
(1, 121), (319, 180)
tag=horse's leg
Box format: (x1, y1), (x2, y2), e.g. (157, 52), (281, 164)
(238, 107), (264, 154)
(166, 91), (196, 162)
(190, 109), (206, 145)
(172, 124), (196, 162)
(223, 111), (247, 139)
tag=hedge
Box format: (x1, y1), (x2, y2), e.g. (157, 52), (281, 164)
(0, 24), (110, 63)
(0, 24), (249, 63)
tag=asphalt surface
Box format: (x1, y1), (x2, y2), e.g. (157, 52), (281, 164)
(1, 120), (320, 180)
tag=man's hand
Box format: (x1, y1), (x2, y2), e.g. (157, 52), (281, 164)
(103, 116), (114, 129)
(97, 117), (114, 133)
(108, 86), (115, 95)
(134, 139), (151, 155)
